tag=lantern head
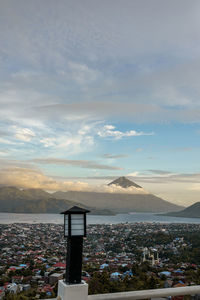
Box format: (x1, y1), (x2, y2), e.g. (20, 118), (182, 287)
(61, 206), (90, 237)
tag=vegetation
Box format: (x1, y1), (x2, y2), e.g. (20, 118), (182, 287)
(88, 264), (163, 295)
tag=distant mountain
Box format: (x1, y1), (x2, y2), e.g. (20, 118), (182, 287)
(0, 177), (184, 214)
(0, 187), (112, 214)
(53, 190), (182, 213)
(165, 202), (200, 218)
(0, 186), (50, 201)
(53, 177), (183, 213)
(0, 186), (75, 213)
(108, 176), (142, 188)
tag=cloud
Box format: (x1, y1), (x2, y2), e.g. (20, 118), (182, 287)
(0, 167), (90, 191)
(32, 158), (122, 170)
(0, 130), (10, 137)
(0, 158), (40, 170)
(0, 116), (97, 156)
(0, 138), (15, 145)
(0, 164), (199, 206)
(0, 166), (146, 194)
(147, 170), (177, 176)
(97, 125), (154, 139)
(29, 102), (200, 124)
(42, 134), (95, 155)
(127, 172), (140, 177)
(92, 184), (147, 195)
(86, 170), (200, 186)
(13, 126), (36, 142)
(189, 184), (200, 191)
(68, 62), (100, 84)
(1, 1), (200, 128)
(1, 0), (199, 65)
(102, 154), (129, 159)
(0, 150), (9, 156)
(39, 137), (56, 148)
(127, 171), (200, 184)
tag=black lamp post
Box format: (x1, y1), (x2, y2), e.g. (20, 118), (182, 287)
(61, 206), (90, 285)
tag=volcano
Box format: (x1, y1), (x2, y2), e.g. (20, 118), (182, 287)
(108, 176), (142, 189)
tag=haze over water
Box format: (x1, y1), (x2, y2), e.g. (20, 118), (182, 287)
(1, 213), (200, 225)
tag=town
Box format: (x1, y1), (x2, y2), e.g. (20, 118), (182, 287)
(1, 222), (200, 299)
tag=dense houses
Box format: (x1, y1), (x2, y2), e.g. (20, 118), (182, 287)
(0, 222), (200, 298)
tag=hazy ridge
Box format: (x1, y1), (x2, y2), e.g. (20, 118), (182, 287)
(165, 202), (200, 218)
(0, 177), (183, 214)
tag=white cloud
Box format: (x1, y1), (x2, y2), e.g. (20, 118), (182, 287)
(38, 132), (95, 156)
(78, 125), (91, 135)
(97, 125), (154, 139)
(98, 184), (147, 194)
(56, 135), (94, 153)
(68, 62), (100, 84)
(0, 167), (90, 191)
(13, 127), (36, 142)
(40, 137), (56, 148)
(127, 172), (140, 177)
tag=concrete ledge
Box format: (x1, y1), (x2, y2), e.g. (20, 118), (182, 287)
(88, 285), (200, 300)
(58, 280), (88, 300)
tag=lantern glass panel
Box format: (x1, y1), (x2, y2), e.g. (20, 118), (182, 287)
(71, 214), (84, 236)
(71, 229), (84, 235)
(64, 215), (68, 236)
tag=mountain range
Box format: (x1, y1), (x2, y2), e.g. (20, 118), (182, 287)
(0, 177), (183, 214)
(165, 202), (200, 218)
(0, 186), (111, 215)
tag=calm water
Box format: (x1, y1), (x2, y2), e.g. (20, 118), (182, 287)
(0, 212), (200, 224)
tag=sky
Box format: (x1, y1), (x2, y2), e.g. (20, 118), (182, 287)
(0, 0), (200, 206)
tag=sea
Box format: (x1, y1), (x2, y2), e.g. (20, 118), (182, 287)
(0, 212), (200, 225)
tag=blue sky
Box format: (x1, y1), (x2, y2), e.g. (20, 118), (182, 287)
(1, 0), (200, 206)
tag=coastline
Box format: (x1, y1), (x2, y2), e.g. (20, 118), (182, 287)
(1, 212), (200, 225)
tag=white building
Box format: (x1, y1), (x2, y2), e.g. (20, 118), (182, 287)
(142, 247), (159, 266)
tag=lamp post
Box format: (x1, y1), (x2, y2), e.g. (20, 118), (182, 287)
(61, 206), (90, 285)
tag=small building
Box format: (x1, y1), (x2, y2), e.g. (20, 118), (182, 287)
(49, 273), (63, 285)
(160, 271), (171, 278)
(22, 284), (31, 291)
(110, 272), (122, 281)
(100, 263), (109, 270)
(7, 283), (18, 294)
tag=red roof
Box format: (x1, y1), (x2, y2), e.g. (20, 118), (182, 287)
(54, 263), (66, 268)
(4, 283), (9, 287)
(82, 276), (90, 282)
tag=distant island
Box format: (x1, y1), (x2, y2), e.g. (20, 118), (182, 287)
(0, 177), (183, 214)
(164, 201), (200, 218)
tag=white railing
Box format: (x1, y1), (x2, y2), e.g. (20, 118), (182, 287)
(46, 285), (200, 300)
(88, 286), (200, 300)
